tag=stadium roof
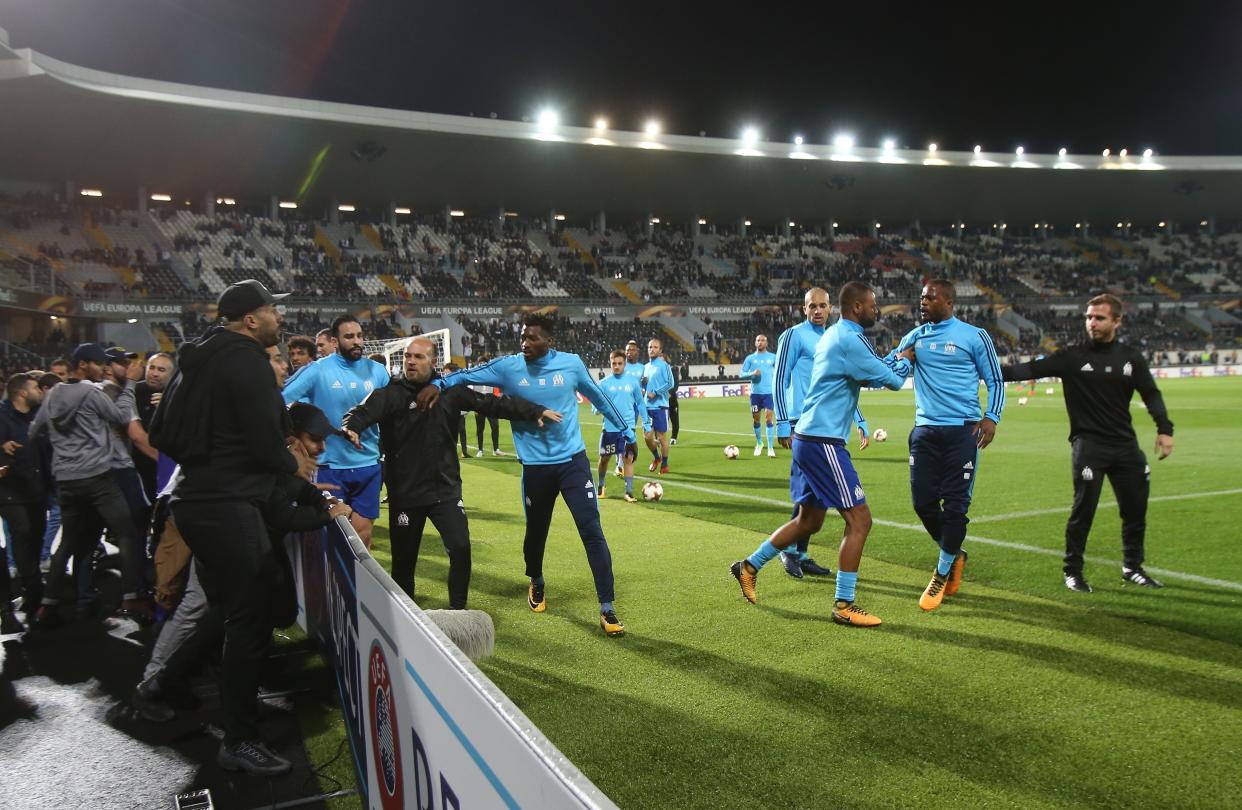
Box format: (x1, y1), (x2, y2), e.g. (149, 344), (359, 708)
(2, 25), (1240, 227)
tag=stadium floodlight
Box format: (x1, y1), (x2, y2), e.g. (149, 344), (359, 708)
(794, 135), (804, 145)
(875, 222), (882, 229)
(394, 207), (411, 215)
(788, 221), (796, 227)
(928, 143), (938, 153)
(149, 193), (171, 202)
(279, 201), (298, 209)
(215, 197), (236, 205)
(554, 214), (567, 221)
(644, 119), (662, 136)
(1158, 221), (1166, 227)
(650, 217), (660, 224)
(833, 133), (855, 149)
(960, 223), (967, 229)
(1143, 148), (1154, 158)
(832, 221), (839, 227)
(537, 109), (559, 132)
(973, 145), (982, 154)
(1116, 221), (1123, 228)
(1102, 148), (1111, 157)
(127, 318), (138, 324)
(742, 127), (760, 146)
(1200, 220), (1209, 226)
(1059, 147), (1068, 157)
(1075, 222), (1082, 228)
(1034, 223), (1041, 228)
(883, 138), (897, 151)
(338, 204), (356, 212)
(79, 189), (103, 197)
(1119, 148), (1128, 157)
(744, 220), (752, 226)
(450, 209), (465, 217)
(698, 218), (708, 225)
(1001, 223), (1007, 229)
(49, 315), (58, 321)
(594, 117), (608, 131)
(1015, 146), (1025, 156)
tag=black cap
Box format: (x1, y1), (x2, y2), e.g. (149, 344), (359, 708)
(288, 402), (341, 441)
(104, 346), (139, 363)
(70, 343), (110, 365)
(217, 279), (289, 320)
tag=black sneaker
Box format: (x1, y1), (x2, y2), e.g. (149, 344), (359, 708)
(780, 552), (804, 579)
(800, 558), (834, 577)
(132, 678), (175, 723)
(1122, 568), (1164, 588)
(217, 740), (293, 776)
(1064, 573), (1093, 593)
(0, 610), (25, 635)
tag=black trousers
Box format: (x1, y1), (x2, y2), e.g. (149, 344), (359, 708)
(0, 500), (46, 610)
(909, 424), (978, 557)
(389, 499), (472, 609)
(456, 415), (469, 457)
(1065, 437), (1150, 575)
(171, 499), (278, 744)
(475, 412), (499, 452)
(521, 452), (615, 603)
(668, 391), (680, 440)
(45, 472), (145, 603)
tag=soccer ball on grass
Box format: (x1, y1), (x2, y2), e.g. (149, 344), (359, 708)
(723, 444), (740, 459)
(1018, 396), (1029, 406)
(642, 481), (664, 501)
(872, 428), (888, 442)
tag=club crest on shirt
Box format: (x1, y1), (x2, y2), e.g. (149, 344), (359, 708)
(1123, 362), (1133, 377)
(552, 374), (565, 386)
(364, 380), (374, 391)
(853, 485), (865, 500)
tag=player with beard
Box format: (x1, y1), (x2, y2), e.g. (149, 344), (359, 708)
(282, 316), (389, 547)
(134, 352), (174, 502)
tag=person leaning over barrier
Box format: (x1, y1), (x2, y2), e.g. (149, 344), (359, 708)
(343, 337), (557, 609)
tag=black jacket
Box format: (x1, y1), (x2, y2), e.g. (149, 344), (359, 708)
(0, 400), (46, 505)
(344, 375), (545, 506)
(156, 326), (297, 503)
(1003, 339), (1173, 443)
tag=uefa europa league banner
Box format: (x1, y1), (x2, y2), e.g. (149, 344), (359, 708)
(288, 522), (617, 810)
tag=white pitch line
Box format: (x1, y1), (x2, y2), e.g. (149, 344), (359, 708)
(635, 475), (1242, 593)
(972, 488), (1242, 524)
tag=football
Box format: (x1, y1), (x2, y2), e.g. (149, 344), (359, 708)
(723, 444), (740, 459)
(1045, 387), (1055, 395)
(642, 481), (664, 501)
(872, 428), (888, 442)
(1018, 396), (1029, 406)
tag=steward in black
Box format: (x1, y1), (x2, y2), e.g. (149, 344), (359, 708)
(1002, 295), (1174, 589)
(343, 340), (549, 608)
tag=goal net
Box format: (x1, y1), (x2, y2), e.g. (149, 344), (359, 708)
(362, 328), (451, 377)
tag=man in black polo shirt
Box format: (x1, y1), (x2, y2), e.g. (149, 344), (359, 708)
(1002, 293), (1174, 593)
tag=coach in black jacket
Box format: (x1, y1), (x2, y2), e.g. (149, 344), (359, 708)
(343, 337), (557, 608)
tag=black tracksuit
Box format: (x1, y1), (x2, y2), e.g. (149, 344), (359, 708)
(154, 326), (296, 745)
(344, 375), (544, 608)
(1003, 339), (1174, 574)
(0, 400), (48, 612)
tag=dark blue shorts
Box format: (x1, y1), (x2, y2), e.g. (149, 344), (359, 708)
(317, 463), (383, 520)
(647, 407), (668, 433)
(598, 430), (627, 458)
(750, 393), (774, 413)
(791, 437), (866, 510)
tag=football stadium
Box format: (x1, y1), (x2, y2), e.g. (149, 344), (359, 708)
(0, 5), (1240, 809)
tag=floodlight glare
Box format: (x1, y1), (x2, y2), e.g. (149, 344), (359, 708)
(650, 217), (660, 224)
(554, 214), (566, 221)
(742, 127), (759, 146)
(127, 318), (138, 324)
(394, 207), (411, 215)
(1158, 221), (1166, 227)
(644, 119), (661, 136)
(833, 133), (855, 149)
(79, 189), (103, 197)
(744, 220), (752, 226)
(1119, 148), (1128, 157)
(884, 139), (897, 151)
(1015, 146), (1025, 156)
(973, 145), (982, 154)
(449, 209), (465, 217)
(537, 109), (559, 131)
(1102, 148), (1111, 157)
(594, 117), (608, 131)
(927, 143), (938, 153)
(1058, 147), (1068, 157)
(150, 193), (171, 202)
(698, 218), (708, 225)
(794, 135), (804, 145)
(788, 221), (796, 227)
(278, 201), (298, 209)
(337, 204), (356, 212)
(1143, 148), (1154, 158)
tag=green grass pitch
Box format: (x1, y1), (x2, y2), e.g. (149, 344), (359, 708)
(312, 377), (1242, 809)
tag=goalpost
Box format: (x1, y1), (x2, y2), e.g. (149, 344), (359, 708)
(362, 327), (452, 377)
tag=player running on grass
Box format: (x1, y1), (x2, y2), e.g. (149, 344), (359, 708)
(741, 334), (778, 457)
(594, 350), (644, 502)
(732, 281), (914, 626)
(890, 279), (1005, 611)
(416, 314), (635, 636)
(616, 340), (647, 478)
(773, 287), (870, 580)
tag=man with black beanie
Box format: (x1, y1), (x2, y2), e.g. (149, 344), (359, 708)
(343, 338), (555, 609)
(1003, 294), (1174, 593)
(152, 279), (312, 776)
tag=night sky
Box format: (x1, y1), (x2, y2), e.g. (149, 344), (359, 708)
(1, 0), (1240, 155)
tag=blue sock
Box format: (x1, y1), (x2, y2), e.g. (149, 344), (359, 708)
(531, 575), (545, 586)
(624, 476), (633, 495)
(835, 571), (858, 603)
(753, 425), (762, 445)
(746, 540), (782, 571)
(766, 423), (774, 448)
(937, 548), (956, 577)
(651, 446), (660, 461)
(799, 549), (810, 561)
(598, 471), (607, 491)
(600, 601), (613, 614)
(661, 455), (668, 467)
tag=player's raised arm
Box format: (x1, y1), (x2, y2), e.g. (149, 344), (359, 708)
(1002, 351), (1067, 382)
(850, 333), (911, 390)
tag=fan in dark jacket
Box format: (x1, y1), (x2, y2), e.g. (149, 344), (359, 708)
(343, 337), (559, 608)
(0, 372), (48, 632)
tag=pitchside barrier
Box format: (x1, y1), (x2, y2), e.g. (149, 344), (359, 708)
(286, 517), (619, 810)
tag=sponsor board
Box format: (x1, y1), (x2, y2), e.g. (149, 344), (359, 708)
(81, 301), (184, 315)
(292, 520), (616, 810)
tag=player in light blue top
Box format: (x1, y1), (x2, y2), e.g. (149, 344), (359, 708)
(741, 334), (778, 457)
(594, 350), (645, 501)
(282, 316), (390, 546)
(732, 282), (914, 627)
(615, 340), (648, 477)
(642, 337), (675, 475)
(890, 279), (1005, 611)
(422, 314), (634, 636)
